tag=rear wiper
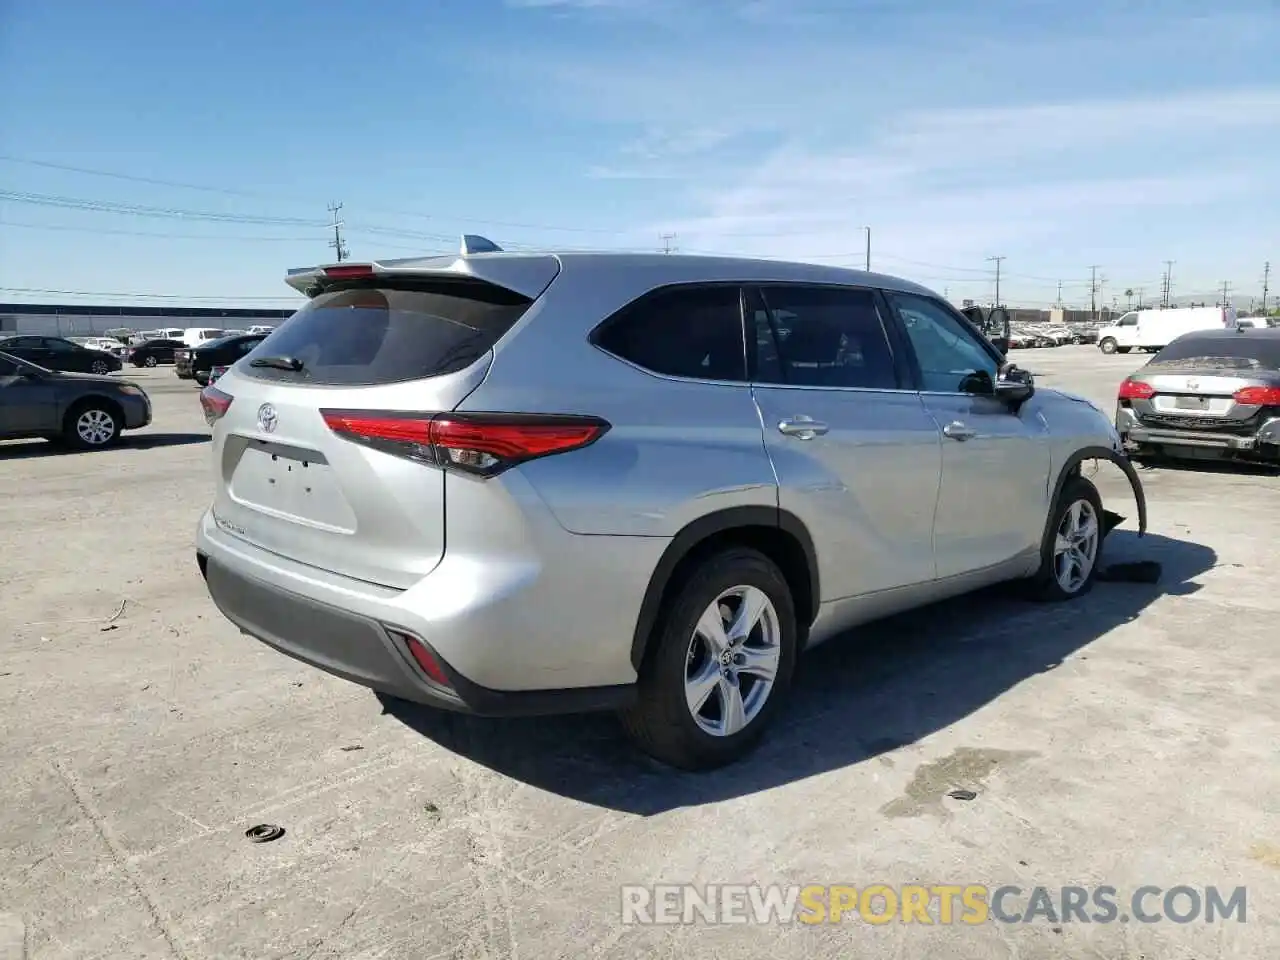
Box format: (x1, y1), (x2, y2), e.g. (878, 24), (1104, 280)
(250, 355), (305, 372)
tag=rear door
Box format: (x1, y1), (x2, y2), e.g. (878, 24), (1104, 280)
(883, 291), (1050, 579)
(1, 337), (50, 367)
(748, 283), (941, 600)
(208, 280), (536, 588)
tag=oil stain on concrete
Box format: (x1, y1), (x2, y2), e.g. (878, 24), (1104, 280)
(881, 747), (1039, 819)
(1248, 841), (1280, 869)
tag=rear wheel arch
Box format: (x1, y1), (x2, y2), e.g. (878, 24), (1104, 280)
(629, 506), (819, 672)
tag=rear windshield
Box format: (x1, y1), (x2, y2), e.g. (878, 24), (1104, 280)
(1150, 335), (1280, 370)
(242, 281), (532, 385)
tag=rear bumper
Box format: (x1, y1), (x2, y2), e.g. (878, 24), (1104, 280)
(1117, 408), (1280, 459)
(194, 508), (655, 716)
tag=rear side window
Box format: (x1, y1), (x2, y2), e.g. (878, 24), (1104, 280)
(243, 282), (532, 385)
(593, 285), (747, 382)
(755, 284), (899, 390)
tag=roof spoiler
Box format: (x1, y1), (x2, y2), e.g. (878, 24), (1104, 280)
(284, 235), (561, 300)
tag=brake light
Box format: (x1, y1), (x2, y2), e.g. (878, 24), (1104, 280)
(320, 410), (610, 476)
(322, 263), (375, 280)
(200, 384), (233, 425)
(1117, 378), (1155, 401)
(1233, 385), (1280, 405)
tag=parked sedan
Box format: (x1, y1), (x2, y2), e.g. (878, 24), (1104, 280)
(1115, 328), (1280, 465)
(129, 337), (185, 367)
(0, 336), (123, 375)
(0, 350), (152, 449)
(176, 333), (267, 386)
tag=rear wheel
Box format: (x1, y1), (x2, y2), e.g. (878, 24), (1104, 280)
(90, 358), (111, 375)
(1099, 338), (1118, 354)
(64, 401), (121, 450)
(620, 548), (797, 770)
(1029, 477), (1104, 602)
(145, 355), (158, 367)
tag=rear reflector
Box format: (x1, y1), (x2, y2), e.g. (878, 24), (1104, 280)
(1233, 385), (1280, 405)
(320, 410), (610, 477)
(322, 263), (375, 280)
(395, 632), (453, 689)
(199, 384), (234, 425)
(1118, 378), (1155, 401)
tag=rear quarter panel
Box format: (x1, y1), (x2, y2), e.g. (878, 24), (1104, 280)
(455, 271), (778, 536)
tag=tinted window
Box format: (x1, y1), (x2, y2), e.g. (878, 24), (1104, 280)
(594, 285), (746, 381)
(2, 337), (42, 350)
(43, 338), (76, 352)
(1117, 313), (1138, 327)
(888, 293), (999, 393)
(755, 285), (898, 389)
(1151, 335), (1280, 370)
(244, 282), (532, 385)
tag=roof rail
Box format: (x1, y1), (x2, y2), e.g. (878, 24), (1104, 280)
(460, 234), (503, 255)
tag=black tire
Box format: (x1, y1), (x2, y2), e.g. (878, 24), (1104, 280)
(1117, 346), (1132, 354)
(145, 355), (158, 367)
(63, 400), (122, 450)
(90, 358), (111, 375)
(1099, 338), (1118, 355)
(620, 548), (798, 771)
(1028, 477), (1105, 602)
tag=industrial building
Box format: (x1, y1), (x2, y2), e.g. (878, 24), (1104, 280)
(0, 302), (298, 338)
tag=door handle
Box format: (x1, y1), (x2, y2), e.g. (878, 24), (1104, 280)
(942, 420), (977, 441)
(778, 417), (829, 439)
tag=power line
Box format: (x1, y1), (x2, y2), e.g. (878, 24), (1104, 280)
(0, 285), (299, 302)
(0, 218), (327, 242)
(1220, 279), (1232, 307)
(0, 189), (328, 227)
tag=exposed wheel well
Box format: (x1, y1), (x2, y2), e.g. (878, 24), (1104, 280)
(630, 507), (818, 672)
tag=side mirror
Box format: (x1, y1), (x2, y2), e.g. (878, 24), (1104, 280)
(990, 336), (1010, 357)
(995, 364), (1035, 407)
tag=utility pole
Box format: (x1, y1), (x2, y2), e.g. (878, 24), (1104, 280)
(1263, 261), (1271, 314)
(987, 255), (1006, 307)
(1137, 287), (1145, 309)
(1162, 259), (1175, 307)
(1088, 265), (1101, 321)
(1056, 280), (1063, 308)
(661, 233), (677, 254)
(1220, 280), (1232, 307)
(864, 226), (871, 271)
(327, 201), (348, 262)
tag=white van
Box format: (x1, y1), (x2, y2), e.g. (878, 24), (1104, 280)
(180, 327), (228, 348)
(1097, 306), (1238, 354)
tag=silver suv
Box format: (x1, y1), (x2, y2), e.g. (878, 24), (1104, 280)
(195, 240), (1147, 770)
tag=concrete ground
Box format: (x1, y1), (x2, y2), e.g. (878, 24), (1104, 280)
(2, 348), (1278, 959)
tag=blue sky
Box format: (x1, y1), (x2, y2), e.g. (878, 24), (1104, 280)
(1, 0), (1277, 310)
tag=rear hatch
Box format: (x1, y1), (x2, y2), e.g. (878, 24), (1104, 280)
(206, 277), (542, 589)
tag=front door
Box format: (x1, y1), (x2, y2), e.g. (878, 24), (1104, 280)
(884, 291), (1051, 580)
(748, 283), (941, 601)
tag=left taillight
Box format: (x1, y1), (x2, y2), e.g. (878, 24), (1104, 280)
(1118, 378), (1155, 401)
(200, 384), (233, 426)
(319, 410), (610, 477)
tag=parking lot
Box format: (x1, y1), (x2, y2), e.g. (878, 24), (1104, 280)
(2, 347), (1279, 959)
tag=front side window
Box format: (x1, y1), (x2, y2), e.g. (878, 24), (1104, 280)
(887, 293), (999, 393)
(1117, 313), (1139, 327)
(594, 285), (747, 382)
(754, 285), (899, 389)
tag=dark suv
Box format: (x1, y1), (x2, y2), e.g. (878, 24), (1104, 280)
(177, 333), (267, 386)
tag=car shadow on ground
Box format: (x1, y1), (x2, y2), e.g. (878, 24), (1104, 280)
(0, 432), (209, 459)
(1135, 457), (1280, 477)
(380, 529), (1216, 814)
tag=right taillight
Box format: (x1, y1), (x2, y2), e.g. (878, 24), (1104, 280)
(200, 384), (234, 426)
(1118, 378), (1155, 401)
(319, 410), (610, 477)
(1233, 386), (1280, 405)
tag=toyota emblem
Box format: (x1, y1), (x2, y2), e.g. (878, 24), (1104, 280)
(257, 403), (278, 433)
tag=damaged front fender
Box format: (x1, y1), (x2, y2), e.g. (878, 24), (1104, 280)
(1054, 445), (1148, 538)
